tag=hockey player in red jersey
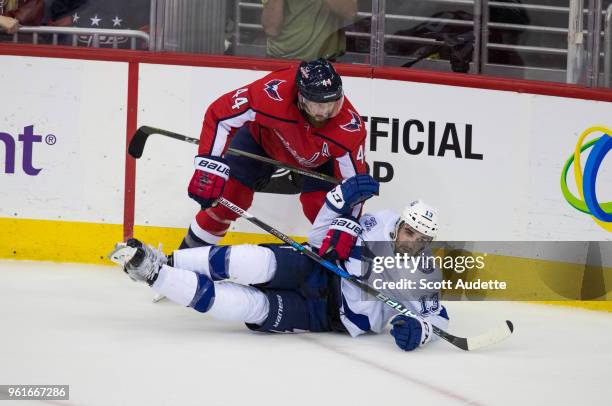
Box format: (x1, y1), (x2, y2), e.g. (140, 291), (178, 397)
(181, 59), (368, 249)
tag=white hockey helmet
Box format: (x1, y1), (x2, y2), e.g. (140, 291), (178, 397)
(395, 200), (439, 240)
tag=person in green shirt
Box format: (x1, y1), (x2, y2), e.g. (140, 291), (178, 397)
(261, 0), (357, 61)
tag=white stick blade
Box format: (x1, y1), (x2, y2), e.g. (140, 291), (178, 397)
(467, 320), (514, 351)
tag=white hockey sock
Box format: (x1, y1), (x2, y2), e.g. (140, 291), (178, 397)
(151, 264), (198, 306)
(151, 265), (269, 325)
(173, 244), (276, 285)
(227, 245), (276, 285)
(207, 282), (269, 325)
(172, 246), (213, 273)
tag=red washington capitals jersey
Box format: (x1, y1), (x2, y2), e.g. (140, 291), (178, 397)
(197, 66), (367, 180)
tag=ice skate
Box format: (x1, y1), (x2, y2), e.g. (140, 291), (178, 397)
(109, 238), (167, 286)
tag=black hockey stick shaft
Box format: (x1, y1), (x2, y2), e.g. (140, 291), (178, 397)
(129, 126), (341, 185)
(217, 198), (513, 351)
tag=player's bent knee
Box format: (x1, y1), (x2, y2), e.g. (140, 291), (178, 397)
(189, 273), (216, 313)
(227, 245), (276, 285)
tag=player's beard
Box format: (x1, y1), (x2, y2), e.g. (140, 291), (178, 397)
(298, 95), (343, 128)
(299, 109), (328, 128)
(308, 114), (330, 127)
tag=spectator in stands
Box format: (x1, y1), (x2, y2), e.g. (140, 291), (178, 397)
(0, 15), (19, 33)
(261, 0), (357, 61)
(0, 0), (45, 27)
(47, 0), (149, 49)
(384, 0), (528, 73)
(47, 0), (87, 26)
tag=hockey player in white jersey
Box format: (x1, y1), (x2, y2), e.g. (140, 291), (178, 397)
(110, 174), (449, 352)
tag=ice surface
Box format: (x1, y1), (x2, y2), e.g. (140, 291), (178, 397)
(1, 260), (611, 406)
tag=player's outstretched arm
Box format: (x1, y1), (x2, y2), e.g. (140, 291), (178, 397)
(324, 174), (379, 215)
(308, 174), (379, 247)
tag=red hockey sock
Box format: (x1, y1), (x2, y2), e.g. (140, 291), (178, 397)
(195, 178), (255, 235)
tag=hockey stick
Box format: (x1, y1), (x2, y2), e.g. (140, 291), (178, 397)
(129, 126), (341, 185)
(217, 197), (514, 351)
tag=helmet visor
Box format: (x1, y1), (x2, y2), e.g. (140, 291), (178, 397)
(299, 94), (344, 121)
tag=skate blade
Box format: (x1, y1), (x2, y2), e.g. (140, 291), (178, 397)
(108, 244), (138, 267)
(152, 293), (167, 303)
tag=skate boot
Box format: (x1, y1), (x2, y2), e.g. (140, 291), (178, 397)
(109, 238), (167, 286)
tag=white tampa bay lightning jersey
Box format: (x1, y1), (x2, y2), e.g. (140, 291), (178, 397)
(309, 206), (450, 338)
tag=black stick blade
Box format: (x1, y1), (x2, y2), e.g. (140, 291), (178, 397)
(128, 126), (155, 159)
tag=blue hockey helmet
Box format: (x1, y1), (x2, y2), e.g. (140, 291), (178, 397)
(296, 59), (343, 103)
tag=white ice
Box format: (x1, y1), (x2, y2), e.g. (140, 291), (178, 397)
(1, 260), (611, 406)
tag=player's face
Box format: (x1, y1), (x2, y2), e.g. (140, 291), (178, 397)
(394, 223), (433, 256)
(298, 94), (344, 124)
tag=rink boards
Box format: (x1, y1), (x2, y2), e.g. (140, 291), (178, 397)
(0, 48), (611, 307)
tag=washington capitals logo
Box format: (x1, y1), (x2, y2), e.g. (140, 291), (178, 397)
(264, 79), (285, 101)
(341, 110), (362, 132)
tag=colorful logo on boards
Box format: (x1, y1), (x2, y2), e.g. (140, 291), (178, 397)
(561, 126), (612, 231)
(0, 125), (56, 176)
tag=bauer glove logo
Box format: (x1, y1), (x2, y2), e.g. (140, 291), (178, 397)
(195, 157), (230, 179)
